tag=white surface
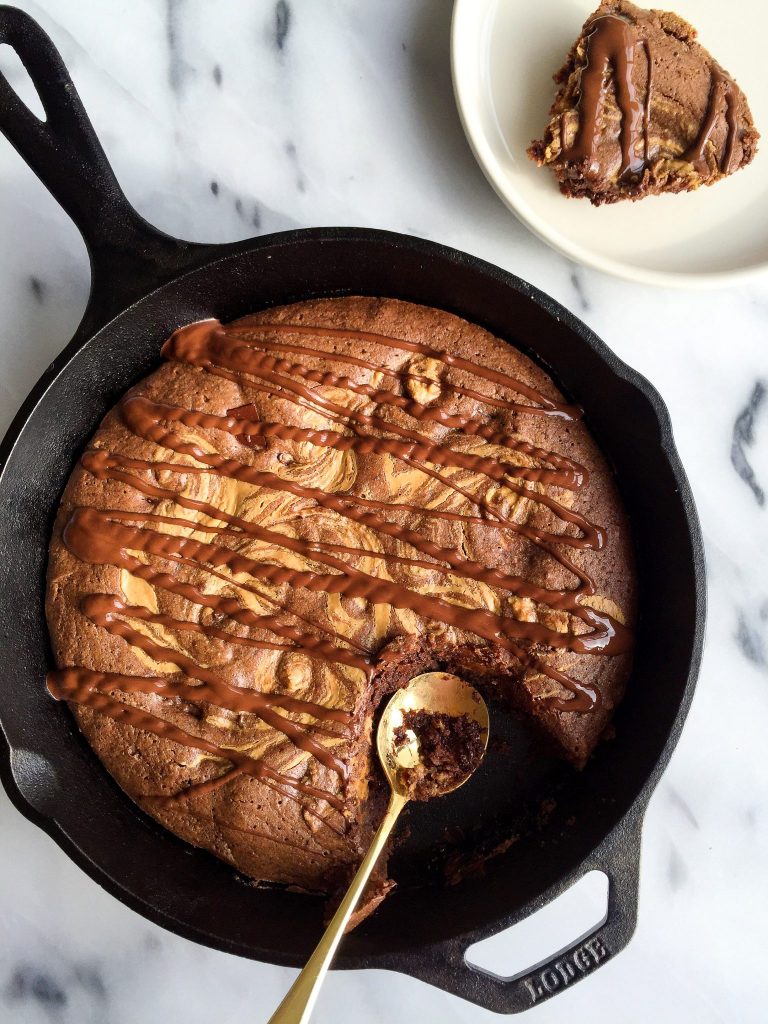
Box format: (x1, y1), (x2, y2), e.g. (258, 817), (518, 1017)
(466, 871), (609, 981)
(0, 2), (767, 1022)
(451, 0), (768, 286)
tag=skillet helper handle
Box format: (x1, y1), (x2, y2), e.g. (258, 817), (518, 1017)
(397, 814), (643, 1014)
(0, 6), (202, 329)
(506, 821), (642, 1011)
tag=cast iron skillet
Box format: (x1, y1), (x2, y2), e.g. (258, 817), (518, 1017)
(0, 7), (705, 1015)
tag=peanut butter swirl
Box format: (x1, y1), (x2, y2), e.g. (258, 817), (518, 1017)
(48, 316), (633, 817)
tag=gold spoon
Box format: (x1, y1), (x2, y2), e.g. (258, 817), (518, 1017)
(267, 672), (489, 1024)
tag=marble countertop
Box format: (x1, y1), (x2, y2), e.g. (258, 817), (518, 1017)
(0, 1), (766, 1022)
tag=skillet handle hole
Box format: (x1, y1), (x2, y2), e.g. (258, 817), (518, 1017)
(464, 870), (609, 983)
(0, 44), (46, 121)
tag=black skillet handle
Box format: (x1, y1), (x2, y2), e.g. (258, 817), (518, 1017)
(0, 6), (208, 333)
(395, 812), (643, 1014)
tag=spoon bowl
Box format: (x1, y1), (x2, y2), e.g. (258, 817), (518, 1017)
(378, 672), (490, 799)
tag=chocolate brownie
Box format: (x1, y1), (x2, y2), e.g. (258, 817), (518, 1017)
(528, 0), (759, 204)
(46, 296), (635, 918)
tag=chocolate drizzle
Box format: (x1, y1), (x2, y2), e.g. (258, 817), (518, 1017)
(218, 321), (582, 419)
(642, 40), (653, 166)
(560, 15), (651, 180)
(48, 317), (633, 817)
(684, 67), (740, 174)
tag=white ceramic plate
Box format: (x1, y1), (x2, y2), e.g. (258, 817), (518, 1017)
(451, 0), (768, 287)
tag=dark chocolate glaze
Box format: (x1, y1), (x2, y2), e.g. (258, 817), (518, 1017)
(217, 321), (582, 419)
(684, 66), (740, 173)
(642, 40), (653, 166)
(560, 15), (649, 180)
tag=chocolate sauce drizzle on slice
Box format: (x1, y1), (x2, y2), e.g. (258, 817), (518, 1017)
(642, 40), (653, 165)
(684, 67), (740, 174)
(49, 316), (633, 818)
(560, 14), (651, 180)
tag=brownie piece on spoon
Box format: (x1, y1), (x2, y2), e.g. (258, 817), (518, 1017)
(528, 0), (759, 205)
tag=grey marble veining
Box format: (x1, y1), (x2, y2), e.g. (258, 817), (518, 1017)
(1, 2), (767, 1022)
(732, 382), (767, 507)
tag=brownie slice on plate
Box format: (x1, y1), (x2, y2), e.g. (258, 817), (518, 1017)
(528, 0), (759, 205)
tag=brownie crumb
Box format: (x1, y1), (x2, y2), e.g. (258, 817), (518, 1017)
(393, 710), (485, 801)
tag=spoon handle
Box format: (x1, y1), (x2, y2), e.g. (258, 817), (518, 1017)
(267, 789), (408, 1024)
